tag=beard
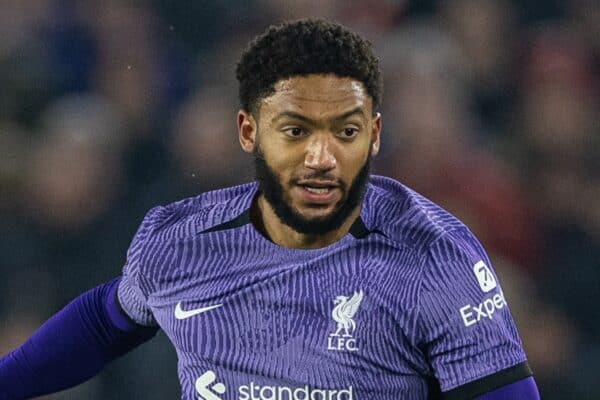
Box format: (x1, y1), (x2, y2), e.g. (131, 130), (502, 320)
(253, 145), (371, 235)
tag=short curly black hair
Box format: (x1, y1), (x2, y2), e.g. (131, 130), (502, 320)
(236, 19), (382, 114)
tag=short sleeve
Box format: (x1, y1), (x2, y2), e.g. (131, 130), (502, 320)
(417, 227), (531, 398)
(117, 206), (165, 327)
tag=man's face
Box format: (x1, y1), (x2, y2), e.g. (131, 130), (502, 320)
(239, 74), (381, 234)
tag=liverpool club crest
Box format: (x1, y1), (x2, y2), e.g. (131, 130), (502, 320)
(327, 290), (363, 352)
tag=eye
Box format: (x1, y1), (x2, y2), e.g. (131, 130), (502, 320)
(339, 127), (359, 139)
(283, 127), (307, 138)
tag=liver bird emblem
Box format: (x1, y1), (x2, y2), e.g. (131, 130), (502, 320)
(331, 290), (364, 337)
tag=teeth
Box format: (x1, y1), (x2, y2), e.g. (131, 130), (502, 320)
(305, 186), (330, 194)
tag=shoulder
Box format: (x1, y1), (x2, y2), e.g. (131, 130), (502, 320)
(363, 176), (492, 294)
(136, 181), (258, 244)
(363, 175), (468, 252)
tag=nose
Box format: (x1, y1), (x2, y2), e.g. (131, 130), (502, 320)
(304, 135), (336, 171)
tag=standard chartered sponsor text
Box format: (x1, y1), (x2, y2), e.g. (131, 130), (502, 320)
(238, 382), (353, 400)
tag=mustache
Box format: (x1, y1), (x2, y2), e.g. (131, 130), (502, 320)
(291, 174), (345, 189)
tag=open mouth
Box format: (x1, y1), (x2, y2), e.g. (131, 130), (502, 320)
(303, 186), (332, 194)
(295, 181), (341, 205)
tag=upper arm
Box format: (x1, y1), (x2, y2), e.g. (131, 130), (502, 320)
(417, 227), (532, 398)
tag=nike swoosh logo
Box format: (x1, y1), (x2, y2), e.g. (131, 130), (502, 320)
(174, 302), (222, 320)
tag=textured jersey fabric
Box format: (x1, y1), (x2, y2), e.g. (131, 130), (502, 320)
(118, 175), (529, 400)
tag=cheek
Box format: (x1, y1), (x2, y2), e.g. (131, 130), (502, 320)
(266, 153), (292, 176)
(262, 144), (303, 177)
(260, 148), (296, 187)
(341, 146), (370, 174)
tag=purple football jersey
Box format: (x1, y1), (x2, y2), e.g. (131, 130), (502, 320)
(118, 175), (530, 400)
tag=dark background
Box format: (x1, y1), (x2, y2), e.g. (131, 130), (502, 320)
(0, 0), (598, 398)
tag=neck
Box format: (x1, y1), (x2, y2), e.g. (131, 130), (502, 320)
(253, 195), (361, 249)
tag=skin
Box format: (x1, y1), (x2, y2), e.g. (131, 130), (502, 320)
(238, 74), (382, 249)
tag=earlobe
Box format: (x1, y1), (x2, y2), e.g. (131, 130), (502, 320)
(238, 110), (257, 153)
(371, 141), (380, 156)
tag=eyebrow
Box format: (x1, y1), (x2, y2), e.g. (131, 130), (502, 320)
(271, 107), (366, 125)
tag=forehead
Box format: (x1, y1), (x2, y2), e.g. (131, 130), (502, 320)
(259, 74), (371, 119)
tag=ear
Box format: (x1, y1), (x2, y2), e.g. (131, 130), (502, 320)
(238, 110), (257, 153)
(370, 112), (382, 156)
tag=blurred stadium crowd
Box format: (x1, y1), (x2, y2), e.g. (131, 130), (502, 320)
(0, 0), (598, 398)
